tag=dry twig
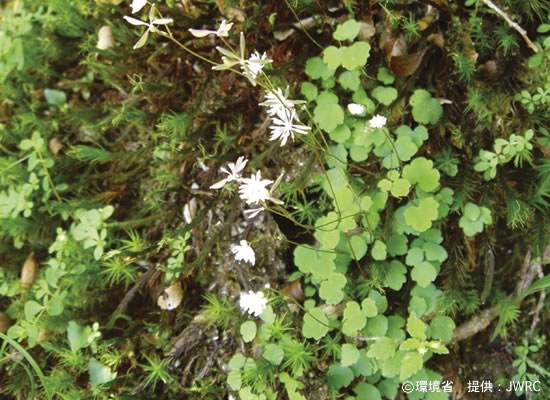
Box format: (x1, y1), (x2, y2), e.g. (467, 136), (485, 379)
(452, 247), (548, 343)
(479, 0), (539, 53)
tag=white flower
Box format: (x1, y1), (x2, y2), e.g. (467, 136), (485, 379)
(189, 19), (233, 38)
(260, 87), (304, 117)
(269, 108), (311, 146)
(239, 290), (268, 317)
(123, 14), (173, 50)
(242, 51), (271, 86)
(97, 26), (114, 50)
(347, 103), (366, 116)
(210, 156), (248, 189)
(231, 240), (255, 265)
(183, 197), (197, 224)
(238, 171), (273, 205)
(368, 114), (387, 129)
(243, 206), (264, 219)
(130, 0), (148, 14)
(157, 282), (183, 310)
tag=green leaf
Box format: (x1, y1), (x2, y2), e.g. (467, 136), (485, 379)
(227, 370), (242, 390)
(88, 358), (117, 386)
(228, 354), (246, 370)
(404, 197), (440, 232)
(372, 86), (398, 105)
(409, 296), (428, 317)
(386, 234), (408, 256)
(377, 67), (395, 85)
(402, 157), (440, 192)
(464, 202), (480, 220)
(383, 260), (407, 290)
(317, 90), (339, 105)
(333, 20), (361, 41)
(263, 344), (284, 365)
(260, 305), (276, 324)
(407, 312), (427, 341)
(410, 89), (443, 125)
(366, 337), (396, 361)
(459, 203), (492, 237)
(326, 144), (348, 169)
(302, 307), (329, 340)
(351, 350), (376, 376)
(339, 70), (361, 91)
(44, 89), (67, 107)
(314, 102), (345, 133)
(352, 87), (376, 112)
(341, 42), (371, 70)
(323, 46), (342, 70)
(377, 379), (400, 400)
(294, 246), (336, 279)
(411, 261), (438, 287)
(319, 272), (347, 305)
(365, 315), (388, 337)
(387, 316), (406, 341)
(368, 290), (388, 313)
(240, 321), (257, 343)
(348, 235), (368, 260)
(393, 136), (418, 163)
(395, 125), (429, 147)
(300, 82), (318, 101)
(378, 352), (403, 378)
(520, 274), (550, 299)
(400, 338), (422, 351)
(430, 316), (456, 343)
(342, 301), (366, 336)
(423, 242), (448, 262)
(361, 298), (378, 317)
(327, 364), (354, 389)
(341, 343), (360, 367)
(355, 383), (382, 400)
(24, 301), (43, 321)
(400, 352), (423, 380)
(67, 321), (90, 353)
(45, 293), (64, 316)
(305, 57), (331, 80)
(371, 240), (387, 261)
(330, 124), (351, 143)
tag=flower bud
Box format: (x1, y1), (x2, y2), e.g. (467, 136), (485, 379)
(97, 26), (114, 50)
(21, 254), (39, 290)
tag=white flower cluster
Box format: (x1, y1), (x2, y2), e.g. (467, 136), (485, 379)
(239, 290), (268, 317)
(368, 114), (387, 129)
(123, 1), (173, 49)
(260, 88), (310, 146)
(231, 240), (255, 265)
(210, 156), (281, 218)
(125, 15), (304, 317)
(189, 19), (233, 38)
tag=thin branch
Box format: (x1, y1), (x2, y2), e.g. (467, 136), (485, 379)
(452, 247), (547, 343)
(479, 0), (539, 53)
(527, 263), (545, 338)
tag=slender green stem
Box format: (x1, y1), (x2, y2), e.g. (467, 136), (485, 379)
(37, 150), (62, 202)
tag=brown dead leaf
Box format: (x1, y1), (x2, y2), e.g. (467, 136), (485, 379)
(428, 32), (445, 48)
(390, 48), (428, 77)
(281, 280), (304, 303)
(359, 21), (376, 41)
(478, 60), (498, 80)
